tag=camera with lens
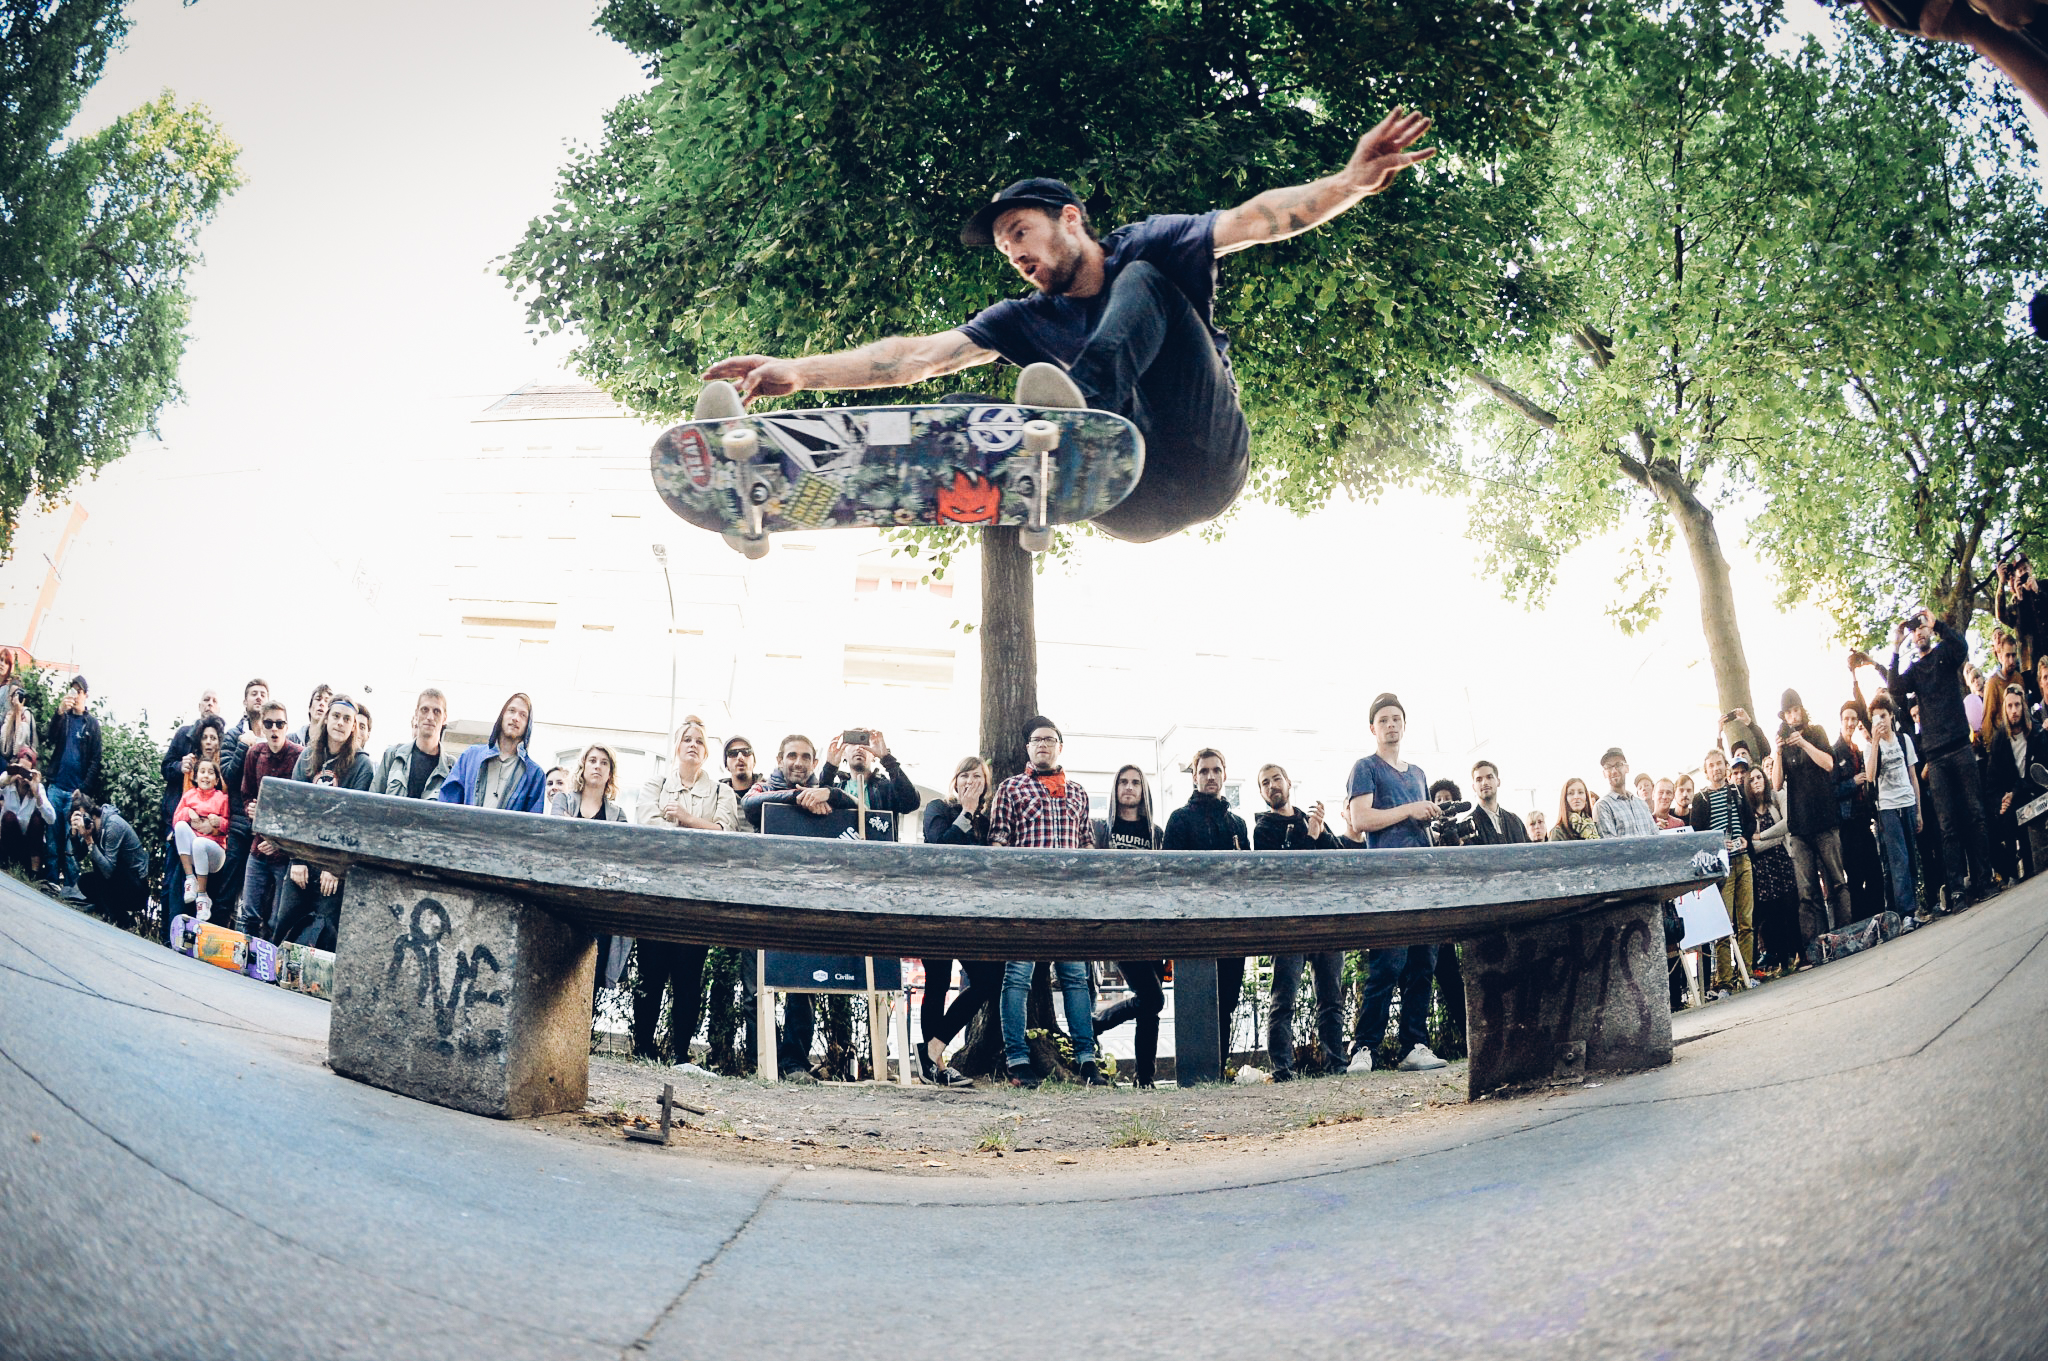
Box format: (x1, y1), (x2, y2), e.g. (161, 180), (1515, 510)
(1430, 799), (1474, 845)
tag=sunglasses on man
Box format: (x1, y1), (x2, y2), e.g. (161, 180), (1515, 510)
(262, 719), (289, 730)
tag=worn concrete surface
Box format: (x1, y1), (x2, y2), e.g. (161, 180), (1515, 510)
(2, 873), (2044, 1359)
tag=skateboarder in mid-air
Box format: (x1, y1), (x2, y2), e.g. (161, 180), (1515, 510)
(701, 107), (1436, 543)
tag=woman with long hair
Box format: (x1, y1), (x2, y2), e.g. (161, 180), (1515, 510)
(1747, 761), (1801, 974)
(1089, 763), (1169, 1087)
(1987, 686), (2046, 880)
(272, 694), (373, 949)
(553, 743), (627, 823)
(630, 717), (740, 1064)
(916, 755), (1001, 1087)
(1547, 778), (1600, 841)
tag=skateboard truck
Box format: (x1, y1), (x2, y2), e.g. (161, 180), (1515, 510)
(718, 425), (772, 560)
(1019, 419), (1058, 553)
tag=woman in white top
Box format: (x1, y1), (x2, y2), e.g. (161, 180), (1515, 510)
(629, 717), (738, 1063)
(1860, 697), (1924, 921)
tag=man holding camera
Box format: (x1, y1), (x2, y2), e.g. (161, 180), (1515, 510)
(815, 727), (920, 836)
(69, 800), (148, 930)
(1772, 690), (1850, 953)
(44, 676), (99, 889)
(1344, 693), (1449, 1072)
(1888, 608), (1997, 910)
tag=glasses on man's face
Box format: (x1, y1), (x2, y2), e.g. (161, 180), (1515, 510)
(262, 719), (288, 730)
(1027, 736), (1059, 747)
(727, 748), (753, 760)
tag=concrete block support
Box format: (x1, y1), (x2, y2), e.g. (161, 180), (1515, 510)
(329, 866), (596, 1119)
(1173, 957), (1222, 1086)
(1460, 897), (1673, 1096)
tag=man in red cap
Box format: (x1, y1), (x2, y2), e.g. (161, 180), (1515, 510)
(703, 109), (1436, 543)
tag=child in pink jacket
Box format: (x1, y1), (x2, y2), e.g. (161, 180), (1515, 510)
(172, 758), (231, 921)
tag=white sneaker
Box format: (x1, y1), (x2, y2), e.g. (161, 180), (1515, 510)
(1346, 1049), (1374, 1074)
(1013, 362), (1085, 409)
(182, 878), (198, 905)
(1398, 1043), (1448, 1071)
(194, 895), (212, 923)
(693, 379), (745, 421)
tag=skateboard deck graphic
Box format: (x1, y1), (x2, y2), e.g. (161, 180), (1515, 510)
(650, 404), (1143, 543)
(279, 942), (335, 998)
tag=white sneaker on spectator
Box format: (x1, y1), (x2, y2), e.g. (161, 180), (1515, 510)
(1398, 1043), (1448, 1071)
(1346, 1049), (1374, 1074)
(181, 878), (198, 905)
(194, 895), (212, 922)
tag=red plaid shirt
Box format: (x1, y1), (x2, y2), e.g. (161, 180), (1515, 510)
(989, 769), (1091, 850)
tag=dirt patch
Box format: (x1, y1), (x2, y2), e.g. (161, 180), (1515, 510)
(550, 1053), (1474, 1176)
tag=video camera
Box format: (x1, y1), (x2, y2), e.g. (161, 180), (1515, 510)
(1430, 799), (1473, 845)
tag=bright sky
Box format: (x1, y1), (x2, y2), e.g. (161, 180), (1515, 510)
(1, 0), (2027, 819)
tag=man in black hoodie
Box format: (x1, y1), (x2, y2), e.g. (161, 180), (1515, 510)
(1252, 763), (1344, 1080)
(1165, 748), (1251, 1065)
(1888, 607), (1996, 908)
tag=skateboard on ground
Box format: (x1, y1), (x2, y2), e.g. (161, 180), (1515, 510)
(650, 400), (1144, 558)
(169, 915), (251, 975)
(279, 942), (335, 998)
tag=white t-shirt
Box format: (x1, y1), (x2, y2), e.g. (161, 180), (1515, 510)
(1864, 731), (1918, 811)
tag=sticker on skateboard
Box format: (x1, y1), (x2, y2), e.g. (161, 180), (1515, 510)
(279, 942), (335, 998)
(651, 402), (1143, 557)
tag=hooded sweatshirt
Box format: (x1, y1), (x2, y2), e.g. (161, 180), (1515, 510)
(742, 765), (854, 830)
(1252, 808), (1338, 851)
(438, 706), (547, 813)
(1164, 789), (1248, 852)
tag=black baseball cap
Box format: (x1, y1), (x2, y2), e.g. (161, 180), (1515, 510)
(960, 178), (1085, 246)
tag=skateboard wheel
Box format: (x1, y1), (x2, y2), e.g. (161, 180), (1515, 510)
(720, 425), (759, 461)
(1022, 419), (1060, 454)
(1020, 524), (1052, 553)
(723, 529), (771, 560)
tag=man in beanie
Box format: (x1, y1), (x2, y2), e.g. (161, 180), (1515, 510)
(702, 110), (1436, 543)
(989, 716), (1102, 1088)
(1773, 689), (1849, 956)
(1342, 693), (1449, 1072)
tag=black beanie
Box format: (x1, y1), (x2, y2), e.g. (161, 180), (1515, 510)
(1369, 692), (1404, 725)
(1780, 688), (1803, 715)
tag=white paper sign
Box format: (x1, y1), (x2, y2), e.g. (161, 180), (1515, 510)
(1675, 885), (1735, 952)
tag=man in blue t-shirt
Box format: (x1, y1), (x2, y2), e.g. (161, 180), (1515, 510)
(1341, 691), (1450, 1073)
(703, 109), (1436, 543)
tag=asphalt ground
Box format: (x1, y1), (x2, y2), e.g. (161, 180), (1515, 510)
(3, 873), (2044, 1360)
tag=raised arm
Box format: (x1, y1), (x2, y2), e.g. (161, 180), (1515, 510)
(703, 329), (997, 404)
(1212, 107), (1436, 256)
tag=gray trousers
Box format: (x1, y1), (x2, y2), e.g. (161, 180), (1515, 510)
(1268, 951), (1346, 1077)
(1788, 828), (1850, 944)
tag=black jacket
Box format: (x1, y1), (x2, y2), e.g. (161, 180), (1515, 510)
(1987, 719), (2047, 814)
(818, 754), (921, 818)
(1464, 803), (1531, 846)
(1252, 808), (1338, 851)
(1163, 790), (1248, 851)
(1688, 783), (1758, 854)
(73, 804), (147, 889)
(923, 798), (990, 847)
(1888, 620), (1974, 760)
(47, 709), (101, 793)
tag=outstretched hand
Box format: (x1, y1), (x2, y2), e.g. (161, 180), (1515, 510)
(1346, 107), (1437, 195)
(701, 355), (803, 403)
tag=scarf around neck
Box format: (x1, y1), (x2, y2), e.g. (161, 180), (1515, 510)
(1031, 768), (1068, 799)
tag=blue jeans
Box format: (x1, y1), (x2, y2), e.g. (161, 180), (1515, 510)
(1068, 261), (1250, 542)
(1876, 806), (1920, 918)
(1353, 945), (1436, 1059)
(1001, 960), (1097, 1070)
(45, 786), (77, 884)
(241, 857), (287, 936)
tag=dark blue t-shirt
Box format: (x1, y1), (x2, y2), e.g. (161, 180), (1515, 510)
(1346, 753), (1430, 850)
(959, 211), (1228, 371)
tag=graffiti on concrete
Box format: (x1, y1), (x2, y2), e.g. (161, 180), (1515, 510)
(1466, 911), (1657, 1086)
(385, 897), (506, 1059)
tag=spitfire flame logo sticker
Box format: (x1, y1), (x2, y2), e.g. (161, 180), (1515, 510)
(935, 470), (1001, 524)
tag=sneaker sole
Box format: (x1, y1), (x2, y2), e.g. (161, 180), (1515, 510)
(1013, 362), (1085, 409)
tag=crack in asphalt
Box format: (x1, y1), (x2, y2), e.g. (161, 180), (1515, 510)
(0, 955), (269, 1033)
(0, 910), (261, 1031)
(0, 1042), (622, 1354)
(624, 1169), (790, 1357)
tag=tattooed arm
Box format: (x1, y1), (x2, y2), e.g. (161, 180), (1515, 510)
(1212, 106), (1436, 256)
(702, 330), (998, 403)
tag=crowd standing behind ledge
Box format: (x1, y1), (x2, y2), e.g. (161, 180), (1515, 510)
(8, 574), (2047, 1088)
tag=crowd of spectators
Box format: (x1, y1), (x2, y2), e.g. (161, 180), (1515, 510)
(13, 569), (2047, 1088)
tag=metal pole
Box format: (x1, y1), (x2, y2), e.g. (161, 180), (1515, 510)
(651, 544), (677, 748)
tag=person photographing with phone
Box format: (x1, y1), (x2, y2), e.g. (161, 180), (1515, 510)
(1888, 607), (1998, 910)
(812, 726), (920, 838)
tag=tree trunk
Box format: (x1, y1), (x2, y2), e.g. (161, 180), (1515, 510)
(979, 525), (1038, 782)
(951, 524), (1042, 1077)
(1644, 467), (1759, 739)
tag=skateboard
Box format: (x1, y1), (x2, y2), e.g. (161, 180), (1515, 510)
(169, 915), (251, 974)
(650, 400), (1144, 558)
(279, 942), (335, 998)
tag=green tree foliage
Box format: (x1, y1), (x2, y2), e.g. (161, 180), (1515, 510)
(506, 0), (1583, 504)
(1744, 30), (2048, 643)
(0, 1), (242, 559)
